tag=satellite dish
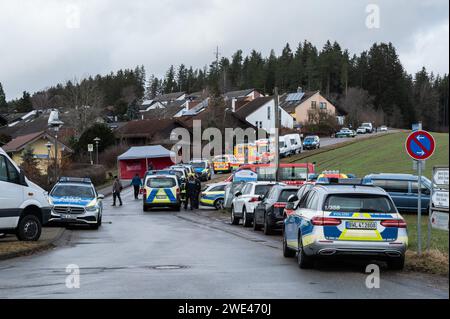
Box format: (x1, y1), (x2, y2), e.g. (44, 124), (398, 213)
(48, 109), (64, 128)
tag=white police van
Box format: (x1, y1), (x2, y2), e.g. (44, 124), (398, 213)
(0, 147), (51, 241)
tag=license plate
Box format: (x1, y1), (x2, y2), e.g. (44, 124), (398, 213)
(62, 214), (76, 220)
(156, 195), (167, 199)
(346, 221), (377, 230)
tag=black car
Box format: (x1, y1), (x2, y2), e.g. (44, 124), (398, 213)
(253, 185), (299, 235)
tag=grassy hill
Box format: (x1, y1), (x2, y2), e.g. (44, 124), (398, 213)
(295, 132), (449, 179)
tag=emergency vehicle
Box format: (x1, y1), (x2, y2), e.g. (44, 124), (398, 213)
(142, 174), (181, 211)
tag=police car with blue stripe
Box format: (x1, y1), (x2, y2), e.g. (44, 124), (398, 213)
(283, 178), (407, 270)
(143, 174), (181, 211)
(48, 177), (104, 229)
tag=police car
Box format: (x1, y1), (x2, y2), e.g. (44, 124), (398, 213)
(48, 177), (104, 229)
(199, 182), (228, 210)
(143, 174), (181, 211)
(283, 178), (407, 270)
(190, 159), (213, 181)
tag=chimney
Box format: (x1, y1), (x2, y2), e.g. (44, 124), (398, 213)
(231, 98), (237, 112)
(297, 86), (303, 93)
(186, 100), (190, 110)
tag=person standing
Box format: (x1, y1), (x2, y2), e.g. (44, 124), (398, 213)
(193, 176), (202, 209)
(131, 173), (142, 200)
(185, 175), (196, 210)
(112, 176), (123, 206)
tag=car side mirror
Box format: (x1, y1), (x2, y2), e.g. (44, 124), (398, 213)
(286, 202), (295, 210)
(98, 194), (105, 200)
(258, 195), (265, 201)
(18, 169), (27, 185)
(287, 194), (299, 203)
(234, 191), (242, 197)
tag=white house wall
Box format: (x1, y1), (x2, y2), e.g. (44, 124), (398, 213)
(245, 99), (294, 132)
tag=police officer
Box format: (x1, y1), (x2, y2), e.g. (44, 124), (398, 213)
(193, 176), (202, 209)
(185, 175), (197, 210)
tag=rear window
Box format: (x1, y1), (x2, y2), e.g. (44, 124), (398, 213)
(255, 184), (273, 196)
(279, 167), (307, 181)
(278, 189), (299, 202)
(191, 162), (206, 169)
(147, 178), (176, 188)
(323, 194), (396, 214)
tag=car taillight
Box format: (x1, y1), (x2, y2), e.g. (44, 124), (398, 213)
(141, 188), (147, 197)
(311, 216), (341, 226)
(176, 188), (180, 195)
(274, 203), (286, 208)
(249, 197), (260, 202)
(201, 192), (206, 196)
(381, 219), (407, 228)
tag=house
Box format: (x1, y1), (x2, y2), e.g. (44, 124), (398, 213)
(2, 131), (73, 174)
(0, 114), (8, 127)
(115, 119), (181, 146)
(234, 96), (294, 132)
(139, 92), (186, 112)
(223, 89), (264, 101)
(280, 90), (337, 126)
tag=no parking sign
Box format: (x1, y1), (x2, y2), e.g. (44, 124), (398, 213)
(405, 130), (435, 160)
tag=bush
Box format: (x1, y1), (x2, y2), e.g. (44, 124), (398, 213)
(99, 144), (129, 169)
(61, 164), (107, 186)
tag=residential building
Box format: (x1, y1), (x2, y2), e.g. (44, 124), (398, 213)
(2, 131), (73, 174)
(223, 89), (264, 101)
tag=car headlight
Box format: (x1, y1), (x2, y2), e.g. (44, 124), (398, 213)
(85, 199), (99, 212)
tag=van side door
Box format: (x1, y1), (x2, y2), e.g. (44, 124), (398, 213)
(0, 155), (25, 229)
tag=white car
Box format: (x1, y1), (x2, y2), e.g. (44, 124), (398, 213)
(380, 125), (388, 132)
(284, 134), (302, 154)
(0, 147), (51, 241)
(356, 127), (367, 134)
(231, 182), (279, 227)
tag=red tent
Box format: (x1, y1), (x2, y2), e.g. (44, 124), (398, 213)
(118, 145), (175, 179)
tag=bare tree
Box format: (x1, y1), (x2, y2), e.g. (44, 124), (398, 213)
(62, 78), (104, 137)
(339, 87), (381, 128)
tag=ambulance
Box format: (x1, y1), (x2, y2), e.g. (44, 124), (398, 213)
(234, 143), (259, 164)
(212, 155), (239, 173)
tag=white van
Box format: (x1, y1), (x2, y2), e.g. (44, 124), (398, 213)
(284, 133), (302, 154)
(279, 136), (293, 157)
(0, 147), (51, 241)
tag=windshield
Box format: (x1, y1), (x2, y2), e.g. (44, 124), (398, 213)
(258, 145), (269, 153)
(304, 138), (315, 143)
(323, 194), (396, 214)
(191, 162), (206, 169)
(51, 185), (95, 198)
(279, 189), (299, 202)
(255, 184), (273, 196)
(147, 178), (176, 188)
(279, 141), (285, 148)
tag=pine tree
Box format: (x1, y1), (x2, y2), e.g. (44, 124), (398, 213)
(0, 82), (7, 111)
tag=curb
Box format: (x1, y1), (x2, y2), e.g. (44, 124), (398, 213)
(0, 227), (66, 261)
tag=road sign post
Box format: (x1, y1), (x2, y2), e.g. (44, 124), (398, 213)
(405, 130), (436, 256)
(88, 144), (94, 165)
(427, 166), (449, 249)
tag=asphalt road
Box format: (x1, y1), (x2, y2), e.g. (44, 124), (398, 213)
(0, 187), (447, 299)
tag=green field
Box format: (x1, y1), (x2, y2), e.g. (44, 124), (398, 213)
(298, 132), (449, 179)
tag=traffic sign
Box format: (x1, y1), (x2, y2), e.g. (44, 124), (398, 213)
(88, 144), (94, 152)
(432, 191), (449, 209)
(433, 167), (449, 187)
(431, 211), (449, 231)
(405, 130), (435, 160)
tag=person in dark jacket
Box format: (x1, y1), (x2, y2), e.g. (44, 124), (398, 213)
(112, 176), (123, 206)
(130, 174), (142, 199)
(185, 176), (197, 210)
(193, 177), (202, 209)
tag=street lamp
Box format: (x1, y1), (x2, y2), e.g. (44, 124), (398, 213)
(45, 141), (52, 185)
(93, 137), (101, 165)
(48, 109), (64, 182)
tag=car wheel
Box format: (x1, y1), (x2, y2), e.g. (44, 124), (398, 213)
(230, 206), (239, 225)
(16, 215), (41, 241)
(263, 214), (273, 235)
(297, 235), (314, 269)
(174, 204), (181, 212)
(143, 204), (150, 212)
(91, 214), (102, 230)
(283, 232), (296, 258)
(387, 256), (405, 270)
(214, 198), (224, 210)
(242, 207), (251, 227)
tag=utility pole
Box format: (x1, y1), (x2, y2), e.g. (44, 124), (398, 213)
(274, 87), (280, 182)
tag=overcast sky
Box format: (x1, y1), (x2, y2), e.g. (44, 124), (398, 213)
(0, 0), (448, 100)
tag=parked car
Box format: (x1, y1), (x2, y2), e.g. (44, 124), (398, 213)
(212, 154), (239, 174)
(190, 159), (213, 181)
(0, 147), (51, 241)
(361, 122), (374, 133)
(142, 174), (181, 211)
(365, 173), (431, 213)
(284, 183), (315, 216)
(253, 185), (299, 235)
(224, 181), (246, 210)
(335, 128), (356, 138)
(302, 135), (320, 150)
(356, 127), (367, 134)
(285, 134), (302, 154)
(48, 177), (104, 229)
(380, 125), (388, 132)
(200, 182), (228, 210)
(283, 179), (407, 269)
(279, 136), (294, 157)
(231, 181), (279, 227)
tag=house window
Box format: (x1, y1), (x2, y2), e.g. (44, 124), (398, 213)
(320, 102), (327, 110)
(267, 106), (271, 120)
(260, 122), (263, 129)
(311, 101), (317, 109)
